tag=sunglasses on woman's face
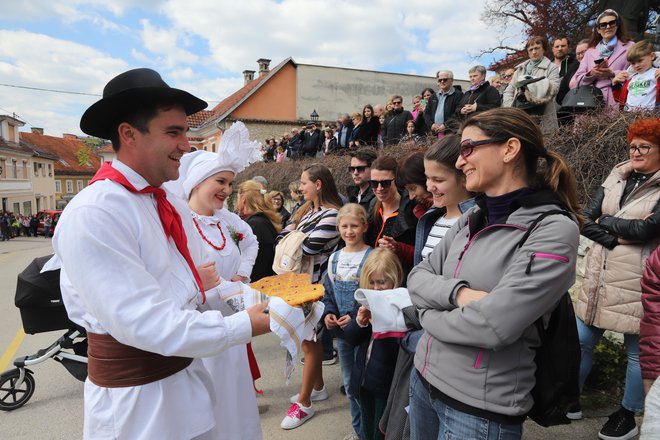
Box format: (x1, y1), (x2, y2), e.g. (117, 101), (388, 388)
(369, 179), (394, 189)
(597, 19), (617, 29)
(459, 138), (506, 158)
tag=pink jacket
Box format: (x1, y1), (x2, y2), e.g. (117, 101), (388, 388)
(640, 246), (660, 380)
(569, 40), (634, 108)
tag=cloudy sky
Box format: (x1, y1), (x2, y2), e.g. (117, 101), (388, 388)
(0, 0), (524, 137)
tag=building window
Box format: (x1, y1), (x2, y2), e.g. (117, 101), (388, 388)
(34, 162), (39, 176)
(22, 160), (28, 179)
(23, 201), (32, 216)
(211, 143), (216, 153)
(11, 159), (17, 178)
(66, 180), (73, 193)
(13, 202), (20, 213)
(55, 180), (62, 193)
(0, 158), (5, 178)
(48, 163), (52, 177)
(77, 180), (83, 192)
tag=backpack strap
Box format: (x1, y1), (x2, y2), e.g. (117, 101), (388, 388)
(516, 209), (573, 249)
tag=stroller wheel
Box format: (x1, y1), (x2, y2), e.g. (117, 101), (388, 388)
(0, 369), (35, 411)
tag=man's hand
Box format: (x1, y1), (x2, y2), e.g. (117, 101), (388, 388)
(455, 287), (488, 307)
(230, 274), (248, 283)
(431, 123), (445, 134)
(324, 313), (338, 329)
(247, 302), (271, 337)
(337, 315), (353, 329)
(197, 262), (220, 290)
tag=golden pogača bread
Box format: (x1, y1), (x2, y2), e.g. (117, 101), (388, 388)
(250, 273), (324, 306)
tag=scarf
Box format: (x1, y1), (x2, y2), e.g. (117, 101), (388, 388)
(91, 163), (206, 303)
(468, 80), (485, 92)
(524, 58), (543, 76)
(598, 36), (618, 58)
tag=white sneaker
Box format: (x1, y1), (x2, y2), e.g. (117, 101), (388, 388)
(289, 386), (328, 403)
(280, 402), (315, 429)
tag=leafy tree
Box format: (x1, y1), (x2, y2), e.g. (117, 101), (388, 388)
(76, 145), (94, 166)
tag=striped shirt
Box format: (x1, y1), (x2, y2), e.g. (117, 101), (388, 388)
(281, 206), (340, 283)
(421, 215), (457, 260)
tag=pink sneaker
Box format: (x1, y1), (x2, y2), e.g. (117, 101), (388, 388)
(280, 402), (315, 429)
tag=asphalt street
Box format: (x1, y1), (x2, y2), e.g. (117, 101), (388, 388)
(0, 237), (639, 439)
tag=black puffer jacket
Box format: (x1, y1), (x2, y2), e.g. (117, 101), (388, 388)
(383, 109), (413, 146)
(455, 81), (501, 120)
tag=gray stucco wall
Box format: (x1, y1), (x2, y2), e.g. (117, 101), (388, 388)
(296, 64), (469, 122)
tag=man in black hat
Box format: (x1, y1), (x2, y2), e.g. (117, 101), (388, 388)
(52, 68), (269, 439)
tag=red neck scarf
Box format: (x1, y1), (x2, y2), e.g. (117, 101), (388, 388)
(91, 163), (206, 303)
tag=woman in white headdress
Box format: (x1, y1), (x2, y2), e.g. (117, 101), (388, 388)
(176, 122), (264, 439)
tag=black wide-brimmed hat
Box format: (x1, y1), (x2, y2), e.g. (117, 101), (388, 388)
(80, 68), (208, 139)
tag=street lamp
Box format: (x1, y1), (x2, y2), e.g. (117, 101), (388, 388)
(310, 109), (319, 123)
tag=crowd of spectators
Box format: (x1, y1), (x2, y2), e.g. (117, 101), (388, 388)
(0, 212), (57, 240)
(259, 8), (658, 165)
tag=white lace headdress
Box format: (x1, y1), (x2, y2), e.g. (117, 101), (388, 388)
(178, 121), (262, 199)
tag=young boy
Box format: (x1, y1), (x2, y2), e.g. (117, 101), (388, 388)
(613, 39), (660, 111)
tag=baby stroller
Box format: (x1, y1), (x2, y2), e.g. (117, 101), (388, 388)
(0, 255), (87, 411)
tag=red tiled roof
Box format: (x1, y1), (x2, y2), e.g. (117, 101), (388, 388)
(187, 58), (296, 128)
(97, 144), (115, 153)
(0, 138), (37, 156)
(20, 132), (102, 176)
(187, 110), (214, 127)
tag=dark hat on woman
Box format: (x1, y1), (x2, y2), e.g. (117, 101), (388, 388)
(80, 68), (208, 139)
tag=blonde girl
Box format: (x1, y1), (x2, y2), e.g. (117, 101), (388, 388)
(345, 248), (404, 440)
(322, 204), (373, 439)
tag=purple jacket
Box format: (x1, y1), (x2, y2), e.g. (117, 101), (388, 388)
(569, 40), (634, 107)
(641, 246), (660, 381)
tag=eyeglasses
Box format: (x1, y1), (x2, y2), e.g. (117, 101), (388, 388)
(629, 144), (656, 155)
(501, 74), (513, 80)
(459, 138), (507, 158)
(369, 179), (394, 189)
(437, 78), (450, 83)
(348, 165), (368, 173)
(597, 19), (617, 29)
(392, 101), (402, 105)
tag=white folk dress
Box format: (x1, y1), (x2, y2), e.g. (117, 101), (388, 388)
(191, 208), (262, 440)
(53, 160), (253, 440)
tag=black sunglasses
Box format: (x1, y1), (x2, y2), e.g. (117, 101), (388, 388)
(369, 179), (394, 189)
(597, 19), (617, 29)
(348, 165), (368, 173)
(437, 78), (450, 83)
(392, 101), (402, 105)
(459, 138), (506, 158)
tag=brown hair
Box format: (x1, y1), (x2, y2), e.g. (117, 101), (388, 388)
(526, 35), (550, 54)
(460, 108), (584, 226)
(627, 39), (655, 63)
(238, 180), (282, 232)
(588, 9), (630, 47)
(370, 155), (399, 218)
(398, 150), (427, 187)
(290, 163), (342, 225)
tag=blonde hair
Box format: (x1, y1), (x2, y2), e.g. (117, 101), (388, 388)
(627, 39), (654, 62)
(265, 190), (285, 205)
(359, 248), (404, 289)
(337, 203), (369, 227)
(238, 180), (282, 232)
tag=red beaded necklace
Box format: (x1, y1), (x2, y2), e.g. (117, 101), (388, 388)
(193, 217), (226, 251)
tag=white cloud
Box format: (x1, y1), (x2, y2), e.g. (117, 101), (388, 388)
(0, 30), (128, 136)
(139, 19), (199, 68)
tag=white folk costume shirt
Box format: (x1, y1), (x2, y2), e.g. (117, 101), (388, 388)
(53, 160), (252, 440)
(190, 208), (262, 440)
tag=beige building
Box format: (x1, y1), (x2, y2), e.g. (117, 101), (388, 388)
(21, 130), (102, 209)
(188, 57), (469, 147)
(0, 116), (57, 214)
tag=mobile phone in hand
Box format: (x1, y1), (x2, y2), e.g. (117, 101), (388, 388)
(594, 58), (604, 65)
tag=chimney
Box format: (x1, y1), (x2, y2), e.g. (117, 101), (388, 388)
(243, 70), (256, 85)
(63, 133), (78, 140)
(257, 58), (271, 77)
(31, 127), (44, 135)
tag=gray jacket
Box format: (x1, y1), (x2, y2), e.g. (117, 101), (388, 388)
(408, 191), (579, 417)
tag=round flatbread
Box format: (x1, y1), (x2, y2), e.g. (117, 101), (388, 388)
(250, 273), (324, 306)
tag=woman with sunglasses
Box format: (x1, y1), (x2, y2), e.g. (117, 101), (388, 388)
(365, 155), (418, 276)
(570, 9), (633, 108)
(573, 117), (659, 440)
(408, 108), (582, 440)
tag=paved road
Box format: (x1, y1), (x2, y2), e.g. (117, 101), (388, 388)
(0, 237), (639, 439)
